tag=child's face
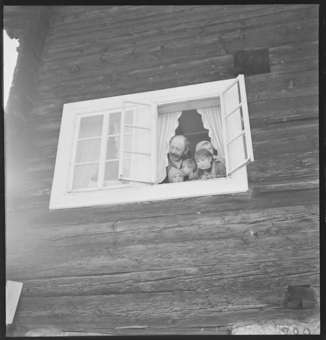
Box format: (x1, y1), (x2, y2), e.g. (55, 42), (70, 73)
(181, 163), (192, 176)
(202, 142), (214, 155)
(196, 156), (212, 170)
(171, 173), (184, 183)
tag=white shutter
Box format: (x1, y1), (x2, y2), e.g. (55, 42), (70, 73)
(119, 100), (157, 184)
(220, 74), (254, 176)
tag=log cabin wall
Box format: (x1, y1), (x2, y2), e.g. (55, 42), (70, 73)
(5, 5), (319, 335)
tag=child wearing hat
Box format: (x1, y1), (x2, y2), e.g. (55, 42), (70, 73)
(195, 140), (225, 166)
(194, 148), (226, 180)
(181, 158), (197, 181)
(168, 167), (185, 183)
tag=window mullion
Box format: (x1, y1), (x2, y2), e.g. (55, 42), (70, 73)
(227, 130), (245, 146)
(97, 113), (109, 189)
(67, 115), (81, 192)
(124, 150), (151, 156)
(125, 124), (151, 130)
(221, 78), (240, 96)
(225, 102), (242, 119)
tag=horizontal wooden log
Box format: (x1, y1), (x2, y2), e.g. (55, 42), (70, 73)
(41, 16), (318, 82)
(14, 295), (319, 334)
(49, 5), (306, 30)
(17, 258), (318, 299)
(6, 202), (319, 280)
(33, 39), (317, 114)
(44, 5), (316, 58)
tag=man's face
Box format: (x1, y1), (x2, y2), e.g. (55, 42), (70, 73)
(171, 173), (184, 183)
(181, 163), (192, 176)
(196, 156), (212, 170)
(202, 142), (214, 155)
(169, 137), (186, 162)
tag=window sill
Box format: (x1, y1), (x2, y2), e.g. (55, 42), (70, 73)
(49, 167), (249, 209)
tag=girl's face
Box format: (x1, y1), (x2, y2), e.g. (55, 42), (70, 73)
(181, 163), (192, 176)
(196, 156), (212, 170)
(171, 173), (184, 183)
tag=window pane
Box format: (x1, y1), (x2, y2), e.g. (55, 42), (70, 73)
(122, 158), (131, 178)
(123, 152), (151, 182)
(75, 138), (101, 163)
(225, 107), (243, 143)
(72, 163), (99, 190)
(104, 160), (119, 181)
(104, 161), (130, 186)
(124, 110), (133, 134)
(224, 82), (240, 116)
(125, 107), (151, 129)
(106, 136), (119, 160)
(79, 115), (103, 138)
(125, 110), (133, 125)
(124, 133), (132, 151)
(227, 134), (248, 172)
(108, 112), (121, 136)
(124, 128), (151, 154)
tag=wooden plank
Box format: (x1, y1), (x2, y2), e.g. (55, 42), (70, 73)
(45, 5), (316, 53)
(13, 295), (319, 334)
(35, 62), (318, 108)
(17, 257), (319, 298)
(251, 122), (319, 158)
(37, 21), (318, 88)
(39, 7), (318, 82)
(6, 178), (319, 225)
(248, 94), (318, 128)
(6, 204), (319, 280)
(248, 151), (318, 182)
(49, 5), (292, 29)
(251, 178), (319, 193)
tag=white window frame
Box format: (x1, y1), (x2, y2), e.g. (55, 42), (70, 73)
(50, 75), (253, 209)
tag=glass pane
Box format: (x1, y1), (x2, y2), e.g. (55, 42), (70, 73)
(124, 128), (151, 154)
(224, 82), (240, 116)
(122, 158), (131, 178)
(125, 107), (151, 129)
(75, 138), (101, 163)
(225, 107), (243, 143)
(106, 136), (119, 160)
(104, 161), (119, 181)
(108, 112), (121, 136)
(125, 110), (133, 125)
(227, 134), (248, 172)
(124, 133), (132, 151)
(103, 161), (130, 186)
(72, 163), (99, 190)
(122, 152), (151, 182)
(79, 115), (103, 139)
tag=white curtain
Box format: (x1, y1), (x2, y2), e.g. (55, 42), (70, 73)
(196, 106), (225, 159)
(157, 111), (182, 183)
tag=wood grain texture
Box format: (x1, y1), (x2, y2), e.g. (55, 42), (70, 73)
(5, 4), (319, 334)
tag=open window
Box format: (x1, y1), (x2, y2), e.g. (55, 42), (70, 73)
(221, 77), (254, 175)
(50, 74), (254, 209)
